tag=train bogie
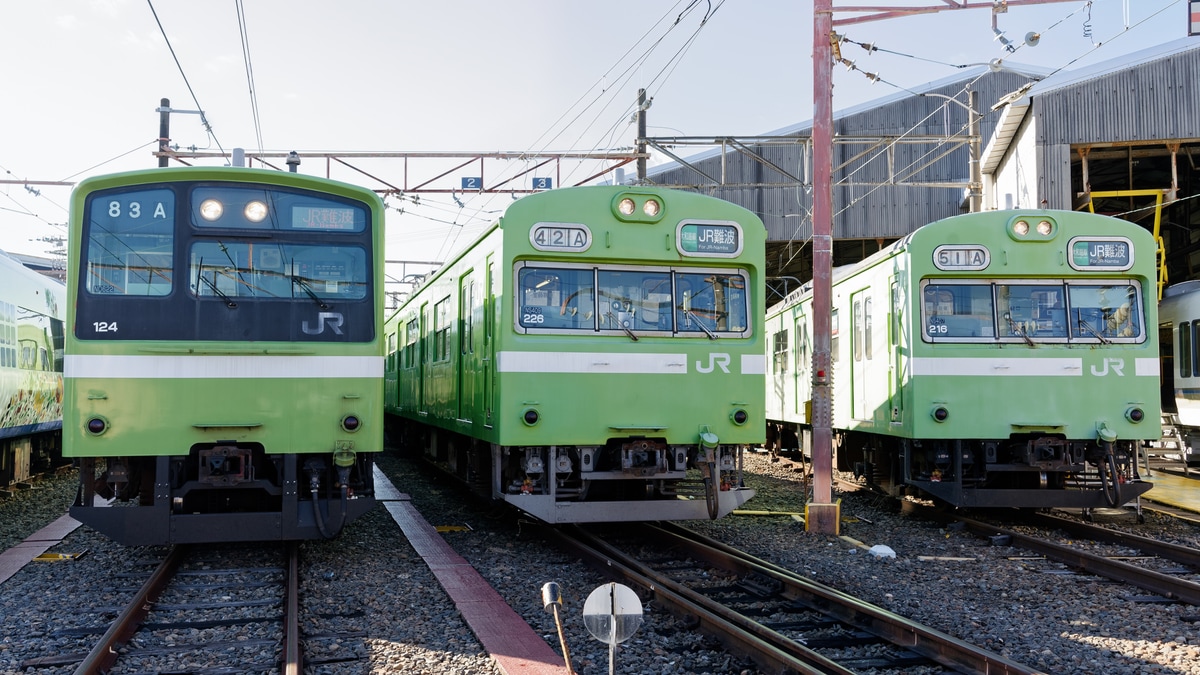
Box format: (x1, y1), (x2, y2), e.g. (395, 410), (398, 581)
(385, 186), (764, 523)
(768, 210), (1159, 510)
(64, 167), (385, 545)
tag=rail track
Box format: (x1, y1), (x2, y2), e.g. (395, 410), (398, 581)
(25, 542), (319, 674)
(949, 509), (1200, 607)
(544, 520), (1044, 674)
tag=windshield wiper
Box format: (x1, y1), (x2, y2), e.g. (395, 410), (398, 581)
(291, 275), (329, 310)
(681, 292), (717, 339)
(684, 309), (718, 339)
(196, 260), (237, 309)
(1003, 312), (1034, 347)
(605, 311), (639, 341)
(1077, 317), (1112, 344)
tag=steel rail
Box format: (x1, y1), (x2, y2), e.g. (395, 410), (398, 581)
(73, 545), (186, 675)
(1025, 511), (1200, 569)
(652, 522), (1044, 675)
(544, 524), (851, 675)
(954, 515), (1200, 606)
(283, 542), (302, 675)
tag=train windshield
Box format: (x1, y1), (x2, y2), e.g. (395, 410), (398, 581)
(516, 264), (750, 337)
(921, 280), (1144, 343)
(76, 183), (375, 342)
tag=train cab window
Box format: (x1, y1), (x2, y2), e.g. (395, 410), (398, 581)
(1066, 283), (1143, 341)
(997, 284), (1067, 339)
(600, 269), (671, 333)
(674, 271), (749, 336)
(188, 242), (368, 301)
(83, 188), (175, 297)
(923, 283), (994, 339)
(518, 267), (596, 330)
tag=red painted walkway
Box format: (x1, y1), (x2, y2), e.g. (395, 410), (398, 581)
(375, 467), (571, 675)
(0, 514), (82, 585)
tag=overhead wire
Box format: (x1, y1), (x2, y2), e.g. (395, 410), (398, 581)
(146, 0), (226, 156)
(772, 0), (1180, 275)
(235, 0), (265, 154)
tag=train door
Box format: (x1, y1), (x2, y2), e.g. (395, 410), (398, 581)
(889, 279), (904, 425)
(483, 257), (496, 429)
(457, 271), (476, 422)
(850, 289), (874, 422)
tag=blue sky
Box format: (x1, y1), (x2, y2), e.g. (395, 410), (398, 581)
(0, 1), (1190, 262)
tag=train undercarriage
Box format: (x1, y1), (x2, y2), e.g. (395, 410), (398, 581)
(71, 445), (376, 545)
(395, 422), (756, 523)
(786, 427), (1153, 510)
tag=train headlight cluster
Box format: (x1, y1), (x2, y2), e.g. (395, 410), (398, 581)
(613, 193), (665, 223)
(198, 198), (270, 224)
(1008, 216), (1057, 241)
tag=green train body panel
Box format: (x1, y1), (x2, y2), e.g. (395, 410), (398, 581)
(385, 185), (765, 522)
(767, 210), (1160, 509)
(64, 166), (385, 544)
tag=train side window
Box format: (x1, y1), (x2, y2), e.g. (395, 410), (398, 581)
(864, 296), (873, 360)
(434, 297), (451, 362)
(831, 309), (839, 362)
(1181, 323), (1193, 378)
(1193, 321), (1200, 378)
(404, 318), (418, 367)
(773, 329), (788, 373)
(853, 299), (863, 362)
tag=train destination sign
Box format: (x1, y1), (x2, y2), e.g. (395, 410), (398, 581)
(530, 222), (591, 252)
(677, 221), (742, 257)
(1068, 236), (1133, 271)
(933, 245), (989, 271)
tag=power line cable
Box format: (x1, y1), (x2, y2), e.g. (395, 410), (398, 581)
(235, 0), (265, 154)
(146, 0), (226, 156)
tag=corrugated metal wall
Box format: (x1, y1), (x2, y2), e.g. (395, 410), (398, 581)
(1033, 47), (1200, 208)
(648, 70), (1035, 242)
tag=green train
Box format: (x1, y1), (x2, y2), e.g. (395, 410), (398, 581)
(766, 210), (1159, 510)
(384, 186), (764, 522)
(65, 167), (384, 545)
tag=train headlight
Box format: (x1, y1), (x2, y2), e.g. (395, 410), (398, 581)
(86, 416), (108, 435)
(341, 415), (361, 432)
(643, 199), (661, 217)
(730, 408), (748, 425)
(199, 198), (224, 221)
(522, 408), (540, 426)
(1036, 219), (1053, 235)
(1008, 215), (1056, 240)
(1126, 407), (1145, 423)
(1013, 220), (1030, 236)
(617, 198), (636, 215)
(931, 406), (949, 422)
(244, 200), (269, 223)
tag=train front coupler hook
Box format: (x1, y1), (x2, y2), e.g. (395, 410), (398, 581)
(1095, 424), (1122, 508)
